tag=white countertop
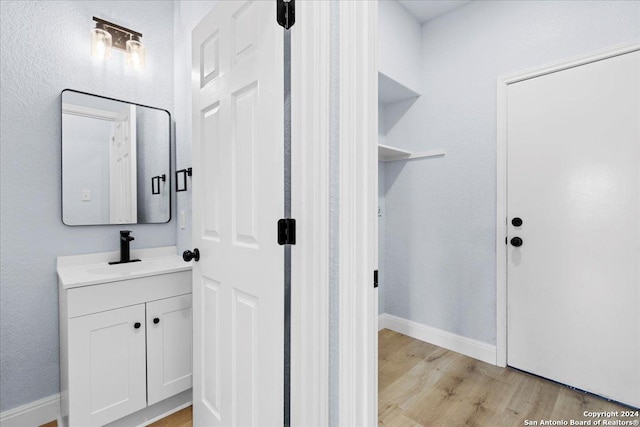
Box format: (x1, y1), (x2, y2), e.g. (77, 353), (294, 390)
(57, 246), (192, 289)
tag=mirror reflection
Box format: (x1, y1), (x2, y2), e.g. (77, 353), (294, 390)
(61, 90), (171, 225)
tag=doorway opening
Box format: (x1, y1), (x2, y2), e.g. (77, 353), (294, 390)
(374, 0), (640, 423)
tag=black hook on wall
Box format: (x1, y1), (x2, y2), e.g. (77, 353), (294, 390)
(151, 174), (166, 195)
(176, 167), (192, 192)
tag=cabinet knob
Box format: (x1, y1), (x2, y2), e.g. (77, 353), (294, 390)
(134, 322), (141, 329)
(510, 237), (523, 247)
(153, 317), (160, 324)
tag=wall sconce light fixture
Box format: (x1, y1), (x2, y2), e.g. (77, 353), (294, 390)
(92, 17), (145, 70)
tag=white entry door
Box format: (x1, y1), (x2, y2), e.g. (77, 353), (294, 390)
(507, 50), (640, 408)
(191, 1), (284, 426)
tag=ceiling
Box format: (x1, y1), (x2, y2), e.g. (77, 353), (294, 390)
(397, 0), (471, 23)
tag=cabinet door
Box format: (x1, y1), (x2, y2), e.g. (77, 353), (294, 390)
(68, 304), (146, 426)
(146, 294), (193, 405)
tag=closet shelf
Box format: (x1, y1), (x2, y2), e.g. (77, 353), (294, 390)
(378, 72), (420, 105)
(378, 144), (446, 162)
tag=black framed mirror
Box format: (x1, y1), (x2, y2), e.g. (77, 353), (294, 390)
(61, 89), (171, 225)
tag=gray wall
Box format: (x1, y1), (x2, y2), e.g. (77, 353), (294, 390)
(378, 0), (422, 92)
(0, 0), (175, 412)
(378, 162), (386, 316)
(381, 0), (640, 344)
(328, 2), (340, 425)
(377, 102), (387, 316)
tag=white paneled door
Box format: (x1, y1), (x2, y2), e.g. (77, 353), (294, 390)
(507, 50), (640, 408)
(109, 105), (137, 224)
(191, 2), (284, 426)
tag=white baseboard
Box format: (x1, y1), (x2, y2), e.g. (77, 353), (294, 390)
(0, 393), (60, 427)
(378, 313), (497, 365)
(105, 389), (192, 427)
(378, 312), (387, 331)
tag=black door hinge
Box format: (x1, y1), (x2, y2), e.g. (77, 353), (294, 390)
(277, 0), (295, 29)
(278, 218), (296, 245)
(374, 270), (379, 288)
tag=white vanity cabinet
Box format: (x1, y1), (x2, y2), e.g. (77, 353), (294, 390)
(58, 248), (193, 427)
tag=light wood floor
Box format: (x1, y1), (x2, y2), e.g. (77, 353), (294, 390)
(40, 406), (192, 427)
(379, 329), (631, 426)
(42, 330), (631, 427)
(147, 406), (192, 427)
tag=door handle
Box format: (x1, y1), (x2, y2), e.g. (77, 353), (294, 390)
(183, 248), (200, 262)
(510, 237), (523, 247)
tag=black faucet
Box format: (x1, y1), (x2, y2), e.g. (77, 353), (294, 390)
(109, 230), (141, 265)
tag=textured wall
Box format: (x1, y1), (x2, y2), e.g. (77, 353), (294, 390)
(328, 1), (340, 424)
(377, 102), (387, 316)
(0, 0), (175, 412)
(173, 0), (218, 254)
(382, 0), (640, 344)
(378, 162), (386, 316)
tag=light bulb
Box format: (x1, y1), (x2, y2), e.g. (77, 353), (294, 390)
(126, 38), (146, 70)
(96, 40), (105, 57)
(91, 28), (112, 60)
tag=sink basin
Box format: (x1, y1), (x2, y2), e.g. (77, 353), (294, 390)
(87, 261), (161, 276)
